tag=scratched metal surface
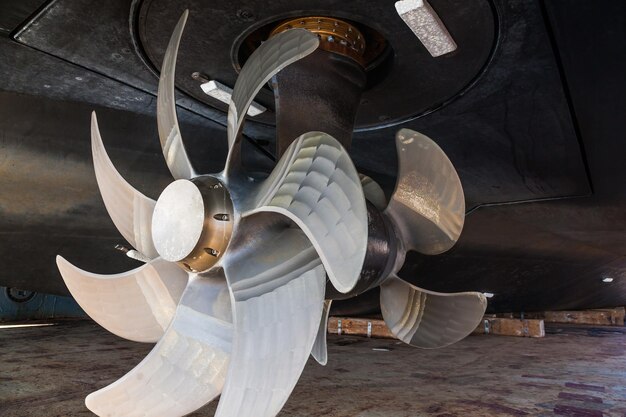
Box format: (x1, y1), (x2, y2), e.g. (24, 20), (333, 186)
(1, 320), (625, 416)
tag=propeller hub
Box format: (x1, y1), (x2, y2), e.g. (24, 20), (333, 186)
(152, 177), (233, 272)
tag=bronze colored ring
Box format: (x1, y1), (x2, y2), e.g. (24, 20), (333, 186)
(270, 16), (366, 66)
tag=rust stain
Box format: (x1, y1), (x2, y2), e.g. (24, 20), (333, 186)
(553, 404), (603, 417)
(558, 392), (603, 404)
(518, 382), (553, 389)
(522, 374), (558, 380)
(564, 383), (606, 393)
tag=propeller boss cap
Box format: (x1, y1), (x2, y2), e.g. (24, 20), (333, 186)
(152, 179), (205, 263)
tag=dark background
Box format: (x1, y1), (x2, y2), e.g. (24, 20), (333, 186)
(0, 0), (623, 313)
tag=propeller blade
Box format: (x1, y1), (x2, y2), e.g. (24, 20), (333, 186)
(311, 299), (332, 366)
(224, 29), (319, 176)
(249, 132), (368, 294)
(56, 256), (187, 343)
(217, 216), (325, 417)
(359, 173), (387, 210)
(91, 112), (158, 259)
(380, 275), (486, 349)
(85, 273), (232, 417)
(385, 128), (465, 255)
(157, 10), (196, 180)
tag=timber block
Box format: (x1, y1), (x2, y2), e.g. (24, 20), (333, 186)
(328, 317), (395, 339)
(474, 318), (545, 338)
(525, 308), (625, 326)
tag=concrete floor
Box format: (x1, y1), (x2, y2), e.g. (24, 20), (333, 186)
(1, 321), (625, 416)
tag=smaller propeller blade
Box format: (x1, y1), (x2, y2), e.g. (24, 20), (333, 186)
(56, 256), (188, 343)
(385, 128), (465, 255)
(380, 275), (486, 349)
(218, 216), (325, 417)
(359, 173), (387, 210)
(311, 300), (332, 366)
(157, 10), (196, 180)
(249, 132), (368, 294)
(85, 273), (232, 417)
(91, 112), (158, 259)
(224, 29), (319, 176)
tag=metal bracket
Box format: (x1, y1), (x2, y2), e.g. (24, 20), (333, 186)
(337, 319), (342, 335)
(395, 0), (458, 57)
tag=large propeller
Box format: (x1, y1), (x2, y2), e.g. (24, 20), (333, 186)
(56, 10), (486, 417)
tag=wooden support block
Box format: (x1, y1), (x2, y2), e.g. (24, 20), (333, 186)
(328, 316), (546, 340)
(328, 317), (395, 339)
(525, 307), (625, 326)
(474, 318), (545, 338)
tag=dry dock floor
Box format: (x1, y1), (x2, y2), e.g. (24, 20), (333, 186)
(1, 320), (625, 416)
